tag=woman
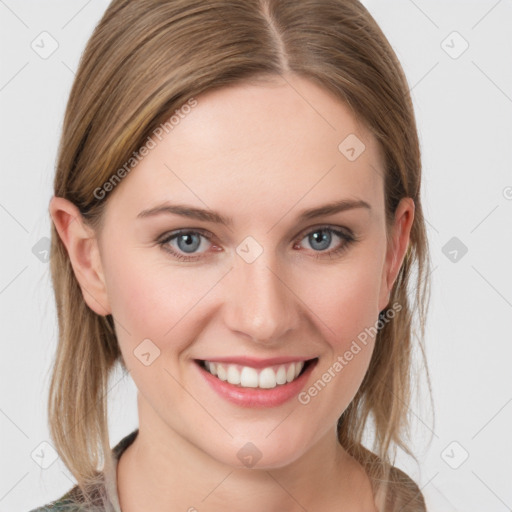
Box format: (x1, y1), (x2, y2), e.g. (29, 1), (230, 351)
(31, 0), (432, 510)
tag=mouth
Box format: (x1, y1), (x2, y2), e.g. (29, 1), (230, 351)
(195, 357), (318, 390)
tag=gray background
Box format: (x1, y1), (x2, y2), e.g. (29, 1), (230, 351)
(1, 0), (511, 510)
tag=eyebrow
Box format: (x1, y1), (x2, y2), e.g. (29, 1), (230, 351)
(136, 198), (371, 227)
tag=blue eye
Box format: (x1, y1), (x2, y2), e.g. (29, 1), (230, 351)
(296, 227), (356, 259)
(173, 232), (203, 253)
(158, 230), (212, 261)
(158, 226), (357, 262)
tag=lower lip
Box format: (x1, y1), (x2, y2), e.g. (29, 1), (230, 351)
(195, 359), (317, 408)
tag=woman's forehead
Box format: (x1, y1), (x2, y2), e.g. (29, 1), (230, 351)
(168, 75), (371, 147)
(103, 76), (386, 223)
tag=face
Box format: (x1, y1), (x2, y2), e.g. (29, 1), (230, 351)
(66, 74), (413, 469)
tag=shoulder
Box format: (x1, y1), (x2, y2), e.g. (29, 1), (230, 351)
(28, 488), (80, 511)
(29, 429), (138, 512)
(375, 464), (427, 512)
(351, 444), (426, 512)
(28, 483), (107, 512)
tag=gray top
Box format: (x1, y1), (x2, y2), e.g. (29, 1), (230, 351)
(29, 429), (138, 511)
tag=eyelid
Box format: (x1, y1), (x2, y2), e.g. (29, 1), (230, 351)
(294, 223), (354, 241)
(157, 227), (213, 243)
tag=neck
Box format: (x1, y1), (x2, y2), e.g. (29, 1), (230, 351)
(117, 396), (376, 512)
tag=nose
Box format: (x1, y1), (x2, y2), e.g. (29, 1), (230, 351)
(223, 250), (301, 345)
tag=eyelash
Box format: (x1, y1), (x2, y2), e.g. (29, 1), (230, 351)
(157, 225), (358, 262)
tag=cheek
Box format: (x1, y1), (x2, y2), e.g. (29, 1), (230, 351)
(300, 254), (384, 344)
(102, 249), (211, 351)
(294, 254), (384, 411)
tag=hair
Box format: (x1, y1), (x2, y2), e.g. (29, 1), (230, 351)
(47, 0), (433, 510)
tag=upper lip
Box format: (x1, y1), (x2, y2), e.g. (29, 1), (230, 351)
(196, 356), (317, 369)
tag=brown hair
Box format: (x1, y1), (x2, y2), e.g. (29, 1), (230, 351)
(48, 0), (432, 509)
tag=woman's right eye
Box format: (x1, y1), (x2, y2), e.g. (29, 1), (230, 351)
(158, 229), (214, 261)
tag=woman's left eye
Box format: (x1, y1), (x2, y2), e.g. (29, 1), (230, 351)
(295, 226), (356, 259)
(157, 226), (356, 262)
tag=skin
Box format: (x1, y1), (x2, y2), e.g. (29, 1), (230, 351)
(50, 73), (414, 511)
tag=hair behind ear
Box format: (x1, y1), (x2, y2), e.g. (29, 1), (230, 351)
(48, 215), (121, 494)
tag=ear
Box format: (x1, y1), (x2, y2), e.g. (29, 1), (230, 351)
(378, 197), (415, 312)
(49, 196), (111, 316)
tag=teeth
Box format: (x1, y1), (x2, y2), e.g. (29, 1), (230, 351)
(227, 365), (241, 385)
(202, 360), (306, 389)
(240, 366), (259, 387)
(259, 368), (277, 389)
(217, 364), (227, 381)
(286, 364), (295, 383)
(276, 365), (287, 385)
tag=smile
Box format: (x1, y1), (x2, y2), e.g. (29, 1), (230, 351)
(195, 357), (318, 408)
(199, 359), (311, 389)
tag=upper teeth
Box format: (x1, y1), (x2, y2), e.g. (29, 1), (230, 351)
(204, 361), (305, 389)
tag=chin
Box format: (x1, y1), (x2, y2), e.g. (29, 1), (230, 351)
(215, 434), (312, 471)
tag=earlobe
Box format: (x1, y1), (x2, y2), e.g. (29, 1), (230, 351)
(49, 196), (111, 316)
